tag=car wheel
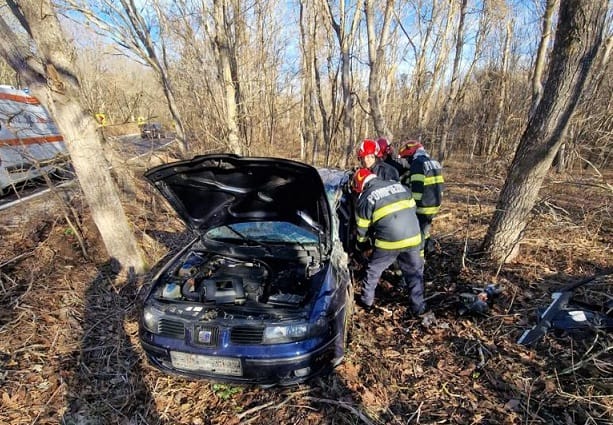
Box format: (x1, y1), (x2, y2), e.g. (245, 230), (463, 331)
(343, 278), (355, 347)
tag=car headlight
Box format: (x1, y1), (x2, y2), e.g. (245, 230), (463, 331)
(262, 318), (328, 344)
(142, 305), (163, 334)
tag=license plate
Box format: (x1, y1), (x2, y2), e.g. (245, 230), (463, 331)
(170, 351), (242, 376)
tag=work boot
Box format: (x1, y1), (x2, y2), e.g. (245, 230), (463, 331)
(412, 303), (428, 317)
(355, 298), (374, 313)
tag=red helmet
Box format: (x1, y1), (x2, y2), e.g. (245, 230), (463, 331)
(376, 137), (390, 158)
(398, 140), (423, 158)
(357, 139), (380, 158)
(351, 168), (376, 193)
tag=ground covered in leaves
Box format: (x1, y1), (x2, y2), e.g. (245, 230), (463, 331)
(0, 152), (611, 425)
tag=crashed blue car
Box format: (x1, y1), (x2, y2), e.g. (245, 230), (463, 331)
(140, 154), (353, 386)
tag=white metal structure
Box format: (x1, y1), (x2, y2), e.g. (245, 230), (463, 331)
(0, 85), (68, 195)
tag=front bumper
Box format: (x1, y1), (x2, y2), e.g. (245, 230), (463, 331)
(139, 332), (339, 386)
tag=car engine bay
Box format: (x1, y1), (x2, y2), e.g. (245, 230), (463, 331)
(155, 251), (324, 308)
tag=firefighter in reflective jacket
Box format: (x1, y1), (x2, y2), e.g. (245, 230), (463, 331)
(357, 139), (399, 181)
(398, 141), (444, 254)
(352, 168), (426, 315)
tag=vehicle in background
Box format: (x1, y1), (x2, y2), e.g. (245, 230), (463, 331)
(141, 122), (164, 139)
(139, 155), (354, 386)
(0, 85), (68, 196)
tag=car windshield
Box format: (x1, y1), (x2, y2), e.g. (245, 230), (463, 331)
(205, 221), (318, 245)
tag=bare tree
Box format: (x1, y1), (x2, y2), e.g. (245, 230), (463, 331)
(437, 0), (467, 161)
(482, 0), (609, 263)
(64, 0), (189, 154)
(395, 1), (454, 139)
(487, 7), (513, 156)
(0, 0), (146, 274)
(530, 0), (559, 118)
(364, 0), (394, 138)
(210, 0), (243, 155)
(299, 0), (318, 162)
(322, 0), (362, 168)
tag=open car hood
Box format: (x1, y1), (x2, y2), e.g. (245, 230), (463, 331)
(144, 154), (332, 241)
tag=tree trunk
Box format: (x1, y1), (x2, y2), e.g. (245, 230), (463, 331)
(364, 0), (394, 138)
(438, 0), (468, 162)
(65, 0), (189, 155)
(0, 0), (147, 274)
(530, 0), (559, 119)
(482, 0), (608, 263)
(299, 1), (317, 163)
(213, 0), (243, 155)
(324, 0), (362, 168)
(488, 17), (513, 154)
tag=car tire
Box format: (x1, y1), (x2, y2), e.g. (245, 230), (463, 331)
(343, 278), (355, 347)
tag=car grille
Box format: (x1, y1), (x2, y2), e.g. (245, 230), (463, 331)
(194, 326), (219, 346)
(158, 318), (185, 338)
(230, 326), (265, 344)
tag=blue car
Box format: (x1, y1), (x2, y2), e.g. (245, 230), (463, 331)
(140, 154), (354, 386)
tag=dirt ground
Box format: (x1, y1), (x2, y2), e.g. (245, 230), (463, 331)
(0, 153), (611, 425)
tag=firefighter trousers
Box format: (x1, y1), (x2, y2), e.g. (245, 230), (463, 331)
(360, 246), (425, 314)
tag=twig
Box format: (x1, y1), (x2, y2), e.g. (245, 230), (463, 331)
(441, 382), (463, 398)
(236, 401), (275, 420)
(0, 251), (35, 269)
(304, 396), (376, 425)
(405, 401), (423, 423)
(548, 345), (612, 378)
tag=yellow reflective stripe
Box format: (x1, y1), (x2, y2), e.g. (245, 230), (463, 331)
(416, 206), (440, 215)
(356, 216), (371, 228)
(375, 233), (422, 249)
(410, 174), (425, 182)
(424, 175), (444, 185)
(413, 192), (423, 200)
(372, 199), (416, 222)
(357, 235), (368, 242)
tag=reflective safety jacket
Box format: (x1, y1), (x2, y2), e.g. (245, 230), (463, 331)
(355, 178), (422, 250)
(384, 156), (405, 175)
(401, 151), (444, 217)
(371, 160), (399, 181)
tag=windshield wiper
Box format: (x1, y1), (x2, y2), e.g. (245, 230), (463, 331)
(223, 226), (273, 253)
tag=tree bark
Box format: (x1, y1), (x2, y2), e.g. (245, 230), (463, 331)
(212, 0), (243, 155)
(482, 0), (608, 263)
(323, 0), (362, 168)
(488, 16), (513, 156)
(364, 0), (394, 138)
(438, 0), (468, 162)
(0, 0), (147, 274)
(530, 0), (559, 119)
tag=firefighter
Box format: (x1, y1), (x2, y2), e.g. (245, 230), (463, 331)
(351, 168), (426, 315)
(357, 139), (399, 181)
(397, 141), (444, 255)
(376, 137), (404, 176)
